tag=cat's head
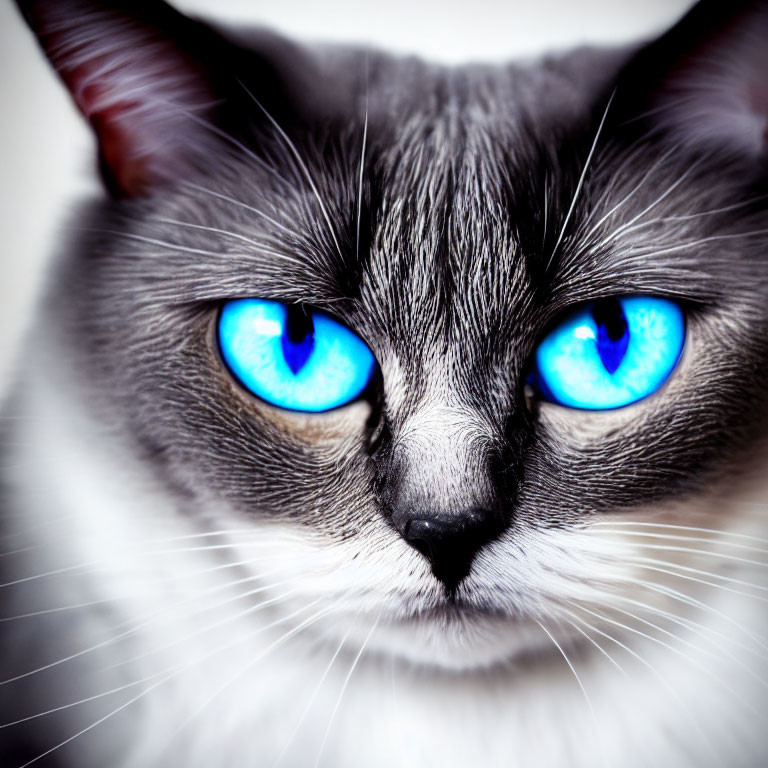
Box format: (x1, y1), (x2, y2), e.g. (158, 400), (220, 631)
(15, 0), (768, 669)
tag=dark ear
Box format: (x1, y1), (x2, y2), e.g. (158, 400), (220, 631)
(15, 0), (310, 197)
(614, 0), (768, 159)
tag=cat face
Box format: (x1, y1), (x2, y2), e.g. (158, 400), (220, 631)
(15, 0), (768, 671)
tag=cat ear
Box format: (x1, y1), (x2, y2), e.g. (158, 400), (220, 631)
(16, 0), (265, 197)
(616, 0), (768, 159)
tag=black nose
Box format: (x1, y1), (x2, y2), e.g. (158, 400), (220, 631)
(395, 508), (501, 589)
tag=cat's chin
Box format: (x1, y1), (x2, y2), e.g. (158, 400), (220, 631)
(360, 606), (552, 672)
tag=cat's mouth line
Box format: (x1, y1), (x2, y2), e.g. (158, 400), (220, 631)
(382, 592), (527, 625)
(409, 602), (513, 622)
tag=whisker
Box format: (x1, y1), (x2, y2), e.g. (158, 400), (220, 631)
(621, 558), (768, 602)
(0, 543), (39, 559)
(541, 174), (550, 249)
(113, 230), (303, 265)
(599, 597), (767, 687)
(145, 528), (310, 544)
(238, 80), (345, 264)
(589, 521), (768, 546)
(313, 616), (380, 768)
(0, 544), (309, 624)
(0, 560), (98, 590)
(576, 604), (761, 718)
(153, 217), (281, 250)
(16, 597), (332, 768)
(147, 541), (312, 556)
(72, 228), (235, 258)
(356, 88), (368, 265)
(272, 628), (352, 768)
(592, 156), (707, 250)
(179, 182), (298, 237)
(579, 144), (679, 243)
(178, 108), (292, 188)
(556, 612), (628, 678)
(0, 662), (159, 730)
(107, 581), (302, 671)
(624, 228), (768, 261)
(3, 592), (338, 734)
(582, 544), (768, 593)
(535, 616), (606, 768)
(0, 597), (122, 624)
(151, 598), (344, 764)
(548, 90), (615, 268)
(0, 561), (297, 687)
(563, 605), (726, 762)
(587, 528), (768, 555)
(633, 579), (768, 655)
(606, 591), (768, 671)
(593, 192), (768, 237)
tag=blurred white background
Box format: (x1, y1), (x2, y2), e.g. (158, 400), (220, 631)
(0, 0), (693, 387)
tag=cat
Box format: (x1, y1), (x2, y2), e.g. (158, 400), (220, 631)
(2, 0), (768, 766)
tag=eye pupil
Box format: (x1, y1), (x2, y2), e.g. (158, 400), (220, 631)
(281, 305), (315, 375)
(592, 298), (629, 375)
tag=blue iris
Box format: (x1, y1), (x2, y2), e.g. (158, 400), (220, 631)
(218, 299), (375, 412)
(532, 296), (684, 410)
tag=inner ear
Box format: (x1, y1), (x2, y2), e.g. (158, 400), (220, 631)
(610, 0), (768, 160)
(16, 0), (319, 197)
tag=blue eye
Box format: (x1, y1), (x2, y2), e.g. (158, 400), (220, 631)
(218, 299), (376, 412)
(532, 296), (684, 410)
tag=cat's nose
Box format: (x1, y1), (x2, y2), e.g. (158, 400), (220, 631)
(393, 508), (501, 589)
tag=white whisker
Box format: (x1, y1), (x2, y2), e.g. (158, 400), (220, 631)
(0, 561), (97, 590)
(593, 157), (706, 250)
(151, 598), (343, 764)
(238, 80), (345, 264)
(313, 616), (380, 768)
(154, 217), (282, 250)
(576, 604), (761, 718)
(356, 81), (369, 265)
(0, 562), (296, 687)
(108, 582), (301, 671)
(16, 597), (331, 768)
(587, 528), (768, 555)
(578, 144), (678, 243)
(602, 598), (766, 687)
(556, 612), (628, 678)
(146, 528), (309, 544)
(623, 558), (768, 601)
(563, 605), (726, 762)
(178, 108), (292, 188)
(548, 90), (615, 268)
(272, 628), (351, 768)
(634, 579), (768, 654)
(0, 597), (119, 624)
(589, 521), (768, 545)
(179, 182), (298, 237)
(535, 616), (606, 768)
(606, 591), (768, 672)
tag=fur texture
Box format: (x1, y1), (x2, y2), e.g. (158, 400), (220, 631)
(3, 0), (768, 765)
